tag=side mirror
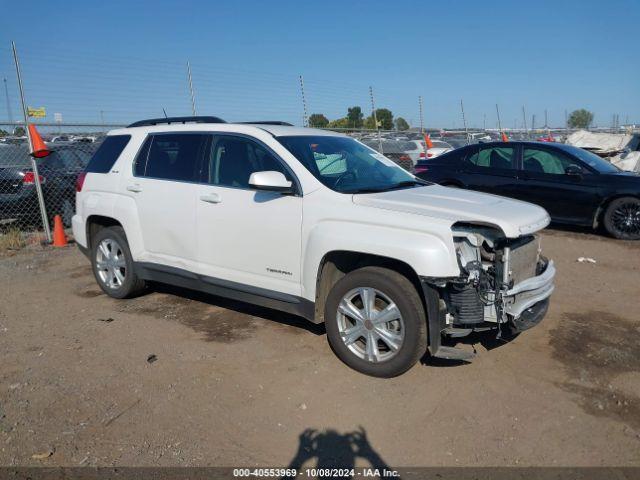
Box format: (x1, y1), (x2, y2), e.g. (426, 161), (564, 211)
(565, 164), (583, 176)
(248, 171), (293, 193)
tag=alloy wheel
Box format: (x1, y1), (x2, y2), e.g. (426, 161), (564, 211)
(95, 238), (127, 289)
(611, 201), (640, 236)
(336, 287), (405, 363)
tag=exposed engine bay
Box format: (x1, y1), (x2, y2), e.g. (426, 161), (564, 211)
(434, 224), (556, 338)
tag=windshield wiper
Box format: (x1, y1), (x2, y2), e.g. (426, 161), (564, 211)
(384, 180), (430, 190)
(344, 180), (429, 194)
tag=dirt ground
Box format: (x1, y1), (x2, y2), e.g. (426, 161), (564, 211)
(0, 228), (639, 468)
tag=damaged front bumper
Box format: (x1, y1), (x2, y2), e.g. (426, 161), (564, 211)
(503, 259), (555, 332)
(420, 237), (556, 360)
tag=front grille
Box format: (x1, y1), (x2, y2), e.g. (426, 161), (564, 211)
(508, 236), (540, 285)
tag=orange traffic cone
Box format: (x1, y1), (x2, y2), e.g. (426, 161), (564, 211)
(423, 133), (434, 149)
(27, 124), (50, 158)
(501, 131), (509, 142)
(52, 215), (68, 247)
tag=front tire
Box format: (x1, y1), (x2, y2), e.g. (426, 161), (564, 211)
(324, 267), (427, 377)
(91, 226), (146, 298)
(603, 197), (640, 240)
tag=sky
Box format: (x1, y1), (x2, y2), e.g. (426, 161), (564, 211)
(0, 0), (638, 129)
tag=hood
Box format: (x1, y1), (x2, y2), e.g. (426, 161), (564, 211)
(353, 185), (550, 238)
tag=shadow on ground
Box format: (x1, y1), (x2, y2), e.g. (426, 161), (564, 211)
(282, 427), (390, 477)
(421, 328), (517, 367)
(124, 282), (326, 342)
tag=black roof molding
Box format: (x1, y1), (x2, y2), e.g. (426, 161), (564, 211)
(127, 116), (227, 128)
(237, 121), (293, 126)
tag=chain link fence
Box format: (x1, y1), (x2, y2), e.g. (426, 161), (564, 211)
(0, 124), (103, 247)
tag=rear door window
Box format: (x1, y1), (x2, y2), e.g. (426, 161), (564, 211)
(85, 135), (131, 173)
(467, 146), (515, 170)
(134, 133), (208, 182)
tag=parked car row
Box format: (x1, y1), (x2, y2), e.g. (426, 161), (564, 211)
(359, 138), (454, 168)
(0, 142), (98, 228)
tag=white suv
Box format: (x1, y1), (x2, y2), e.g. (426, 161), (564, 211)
(73, 116), (555, 377)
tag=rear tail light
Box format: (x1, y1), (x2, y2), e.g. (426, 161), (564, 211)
(399, 154), (411, 161)
(427, 153), (434, 158)
(76, 172), (87, 192)
(419, 152), (426, 158)
(22, 171), (45, 185)
(414, 166), (428, 174)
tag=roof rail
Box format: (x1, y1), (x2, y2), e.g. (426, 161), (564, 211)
(127, 116), (226, 128)
(237, 121), (294, 126)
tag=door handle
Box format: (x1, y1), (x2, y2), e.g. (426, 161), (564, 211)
(126, 184), (143, 193)
(200, 193), (222, 204)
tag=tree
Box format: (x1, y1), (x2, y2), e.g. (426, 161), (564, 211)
(327, 117), (350, 129)
(347, 106), (364, 128)
(568, 109), (594, 129)
(308, 113), (329, 128)
(13, 126), (25, 136)
(364, 116), (376, 130)
(0, 129), (8, 137)
(395, 117), (410, 131)
(364, 108), (394, 130)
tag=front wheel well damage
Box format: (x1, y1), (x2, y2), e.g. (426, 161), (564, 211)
(313, 251), (424, 323)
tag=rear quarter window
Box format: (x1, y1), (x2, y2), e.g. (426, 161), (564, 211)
(85, 135), (131, 173)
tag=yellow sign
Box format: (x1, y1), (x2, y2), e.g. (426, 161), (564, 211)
(27, 107), (46, 118)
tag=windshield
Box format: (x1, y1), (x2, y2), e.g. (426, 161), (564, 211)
(276, 135), (423, 193)
(561, 145), (620, 173)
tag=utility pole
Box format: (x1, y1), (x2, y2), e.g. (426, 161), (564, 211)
(187, 60), (197, 116)
(531, 114), (536, 132)
(544, 109), (548, 129)
(370, 86), (383, 153)
(3, 78), (13, 125)
(565, 109), (569, 135)
(298, 75), (308, 128)
(12, 41), (51, 242)
(100, 110), (105, 124)
(483, 113), (486, 131)
(522, 105), (529, 139)
(460, 99), (469, 145)
(496, 104), (504, 135)
(418, 96), (424, 133)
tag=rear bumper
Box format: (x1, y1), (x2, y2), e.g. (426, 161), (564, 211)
(71, 214), (87, 248)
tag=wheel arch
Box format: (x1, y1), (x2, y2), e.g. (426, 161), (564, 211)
(593, 193), (640, 229)
(86, 215), (123, 251)
(313, 250), (425, 323)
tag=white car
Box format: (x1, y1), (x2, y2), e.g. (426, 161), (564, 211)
(426, 140), (454, 158)
(73, 116), (555, 377)
(402, 140), (454, 165)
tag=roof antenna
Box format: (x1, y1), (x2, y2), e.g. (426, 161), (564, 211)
(162, 108), (168, 119)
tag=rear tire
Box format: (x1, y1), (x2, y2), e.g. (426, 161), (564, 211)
(90, 226), (146, 298)
(603, 197), (640, 240)
(324, 267), (427, 377)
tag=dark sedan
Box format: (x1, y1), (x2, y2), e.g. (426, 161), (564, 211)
(0, 143), (96, 227)
(414, 141), (640, 239)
